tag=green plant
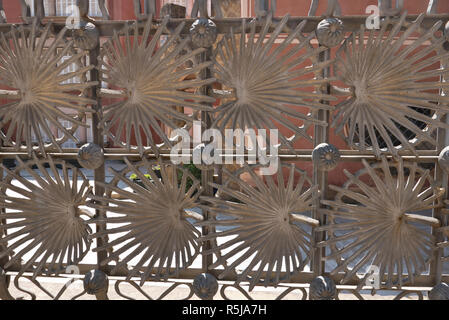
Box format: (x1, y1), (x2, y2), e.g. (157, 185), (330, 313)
(179, 164), (202, 193)
(129, 164), (202, 193)
(129, 173), (151, 181)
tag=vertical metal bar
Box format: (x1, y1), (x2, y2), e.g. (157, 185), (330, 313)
(76, 0), (89, 17)
(430, 52), (448, 285)
(431, 126), (446, 285)
(427, 0), (439, 14)
(89, 45), (107, 272)
(98, 0), (110, 20)
(19, 0), (31, 23)
(200, 47), (214, 271)
(312, 48), (331, 276)
(34, 0), (44, 19)
(308, 0), (319, 17)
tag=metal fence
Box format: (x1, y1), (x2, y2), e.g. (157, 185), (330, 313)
(0, 0), (448, 300)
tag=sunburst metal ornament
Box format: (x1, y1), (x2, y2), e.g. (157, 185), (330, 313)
(99, 16), (216, 156)
(333, 13), (449, 157)
(0, 155), (93, 278)
(318, 157), (443, 288)
(0, 22), (97, 155)
(88, 159), (203, 285)
(199, 164), (320, 290)
(211, 15), (334, 149)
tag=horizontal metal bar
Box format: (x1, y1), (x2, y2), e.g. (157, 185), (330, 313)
(3, 263), (448, 288)
(0, 148), (440, 156)
(0, 15), (447, 36)
(3, 270), (437, 293)
(0, 151), (440, 162)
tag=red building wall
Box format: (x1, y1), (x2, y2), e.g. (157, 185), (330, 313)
(250, 0), (449, 16)
(0, 1), (447, 185)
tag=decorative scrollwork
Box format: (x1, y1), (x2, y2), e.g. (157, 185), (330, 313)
(393, 290), (424, 300)
(199, 164), (319, 290)
(0, 22), (96, 155)
(0, 156), (93, 278)
(88, 159), (203, 285)
(211, 15), (334, 149)
(319, 157), (443, 289)
(333, 13), (449, 157)
(219, 283), (308, 300)
(98, 16), (215, 156)
(114, 280), (194, 300)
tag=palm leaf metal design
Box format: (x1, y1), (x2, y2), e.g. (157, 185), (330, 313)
(319, 157), (443, 288)
(199, 164), (320, 290)
(211, 15), (335, 149)
(99, 16), (216, 155)
(0, 155), (93, 278)
(88, 159), (203, 285)
(0, 22), (97, 155)
(333, 13), (449, 157)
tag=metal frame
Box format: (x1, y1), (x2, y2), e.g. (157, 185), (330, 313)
(0, 0), (447, 300)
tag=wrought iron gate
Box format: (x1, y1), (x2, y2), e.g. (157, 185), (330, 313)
(0, 0), (448, 300)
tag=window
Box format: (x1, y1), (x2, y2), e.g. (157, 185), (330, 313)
(59, 56), (80, 85)
(43, 0), (104, 17)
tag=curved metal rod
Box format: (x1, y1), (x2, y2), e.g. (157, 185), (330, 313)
(427, 0), (439, 14)
(157, 283), (194, 300)
(308, 0), (341, 17)
(0, 0), (5, 23)
(76, 0), (89, 18)
(394, 290), (424, 300)
(255, 0), (277, 18)
(378, 0), (404, 16)
(99, 0), (110, 20)
(212, 0), (223, 18)
(191, 0), (208, 18)
(308, 0), (320, 17)
(220, 284), (253, 300)
(275, 287), (308, 300)
(308, 0), (319, 16)
(0, 269), (13, 300)
(325, 0), (341, 17)
(13, 276), (36, 300)
(115, 280), (152, 300)
(133, 0), (156, 20)
(19, 0), (31, 23)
